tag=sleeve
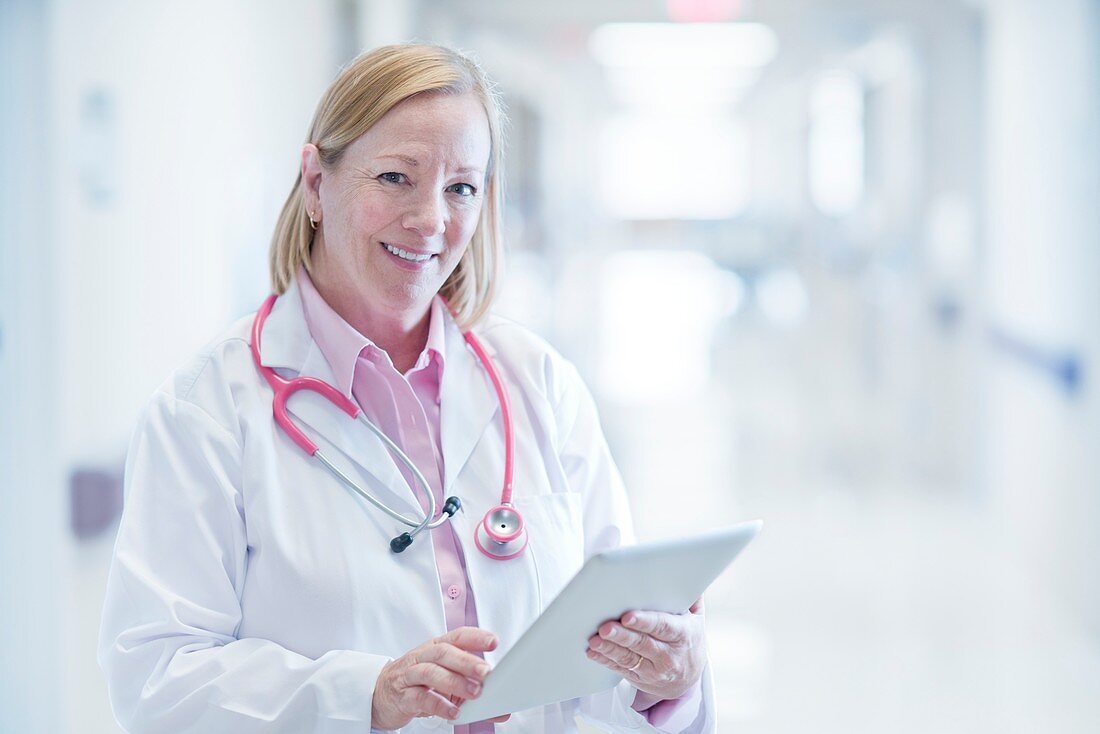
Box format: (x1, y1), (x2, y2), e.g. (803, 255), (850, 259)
(97, 392), (390, 733)
(550, 361), (717, 734)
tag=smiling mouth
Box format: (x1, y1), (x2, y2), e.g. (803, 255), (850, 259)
(381, 242), (436, 263)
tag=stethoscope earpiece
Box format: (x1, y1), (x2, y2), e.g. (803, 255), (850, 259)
(390, 533), (414, 553)
(390, 496), (463, 554)
(442, 496), (462, 516)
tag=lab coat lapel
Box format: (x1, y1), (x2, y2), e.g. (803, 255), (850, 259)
(258, 280), (420, 516)
(440, 316), (500, 497)
(439, 321), (541, 662)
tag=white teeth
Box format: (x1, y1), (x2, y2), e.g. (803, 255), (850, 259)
(383, 243), (432, 262)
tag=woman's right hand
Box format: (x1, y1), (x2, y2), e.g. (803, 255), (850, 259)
(371, 626), (509, 729)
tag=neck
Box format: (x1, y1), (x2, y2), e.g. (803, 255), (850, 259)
(310, 269), (431, 375)
(354, 305), (431, 375)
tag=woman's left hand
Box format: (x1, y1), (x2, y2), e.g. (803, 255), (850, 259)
(586, 597), (707, 701)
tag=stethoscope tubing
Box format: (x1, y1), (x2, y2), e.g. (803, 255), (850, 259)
(250, 293), (525, 555)
(460, 329), (515, 505)
(313, 422), (441, 531)
(251, 295), (440, 539)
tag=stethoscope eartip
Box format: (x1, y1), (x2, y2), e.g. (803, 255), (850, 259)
(443, 496), (462, 516)
(390, 532), (414, 553)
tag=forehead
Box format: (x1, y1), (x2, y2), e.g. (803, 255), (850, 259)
(348, 92), (491, 171)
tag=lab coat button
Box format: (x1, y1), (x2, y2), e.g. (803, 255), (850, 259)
(447, 584), (461, 600)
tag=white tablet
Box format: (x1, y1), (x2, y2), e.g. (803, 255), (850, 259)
(453, 519), (762, 724)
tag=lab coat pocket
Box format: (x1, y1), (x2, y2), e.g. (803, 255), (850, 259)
(522, 491), (585, 611)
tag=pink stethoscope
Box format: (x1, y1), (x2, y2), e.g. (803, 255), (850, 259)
(250, 294), (528, 560)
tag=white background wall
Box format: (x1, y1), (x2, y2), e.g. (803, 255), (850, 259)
(1, 1), (63, 730)
(983, 0), (1100, 631)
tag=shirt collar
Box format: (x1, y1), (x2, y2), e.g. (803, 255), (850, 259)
(296, 264), (447, 396)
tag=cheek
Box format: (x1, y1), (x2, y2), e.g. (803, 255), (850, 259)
(350, 202), (393, 234)
(443, 242), (471, 275)
(451, 206), (482, 245)
(438, 239), (471, 284)
(441, 211), (474, 250)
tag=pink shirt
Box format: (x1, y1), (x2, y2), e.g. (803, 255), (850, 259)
(296, 268), (702, 731)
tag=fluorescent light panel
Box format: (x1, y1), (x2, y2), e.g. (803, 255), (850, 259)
(589, 22), (778, 70)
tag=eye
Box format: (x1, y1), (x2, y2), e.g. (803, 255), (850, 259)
(379, 172), (406, 184)
(449, 182), (477, 197)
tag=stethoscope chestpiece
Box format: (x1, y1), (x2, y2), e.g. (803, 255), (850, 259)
(474, 504), (528, 560)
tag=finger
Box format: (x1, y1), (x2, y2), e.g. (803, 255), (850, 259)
(406, 686), (461, 720)
(689, 596), (705, 615)
(418, 642), (493, 683)
(620, 610), (684, 643)
(597, 622), (663, 661)
(404, 662), (484, 701)
(588, 636), (646, 672)
(586, 648), (636, 677)
(437, 626), (499, 654)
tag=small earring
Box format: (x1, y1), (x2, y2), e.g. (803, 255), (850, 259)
(308, 210), (318, 231)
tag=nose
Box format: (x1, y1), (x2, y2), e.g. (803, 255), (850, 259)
(401, 189), (446, 238)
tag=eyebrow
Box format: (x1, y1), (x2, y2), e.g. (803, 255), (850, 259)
(375, 154), (483, 176)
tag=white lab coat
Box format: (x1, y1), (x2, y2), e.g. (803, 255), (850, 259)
(98, 278), (716, 733)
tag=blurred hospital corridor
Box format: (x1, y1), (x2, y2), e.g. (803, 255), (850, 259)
(3, 0), (1099, 732)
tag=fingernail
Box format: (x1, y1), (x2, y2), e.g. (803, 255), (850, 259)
(623, 614), (636, 625)
(447, 705), (460, 720)
(607, 627), (621, 640)
(484, 635), (495, 647)
(468, 680), (481, 696)
(477, 663), (491, 677)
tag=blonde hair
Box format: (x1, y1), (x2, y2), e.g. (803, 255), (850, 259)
(270, 43), (506, 328)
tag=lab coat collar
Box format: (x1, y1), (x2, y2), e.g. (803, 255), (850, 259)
(257, 277), (500, 513)
(256, 278), (413, 513)
(256, 276), (311, 373)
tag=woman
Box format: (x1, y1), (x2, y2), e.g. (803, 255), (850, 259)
(99, 43), (715, 733)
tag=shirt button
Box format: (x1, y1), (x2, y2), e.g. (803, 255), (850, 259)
(447, 584), (461, 600)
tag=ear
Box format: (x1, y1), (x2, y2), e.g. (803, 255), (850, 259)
(301, 144), (324, 217)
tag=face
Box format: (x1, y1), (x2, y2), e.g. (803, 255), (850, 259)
(303, 92), (491, 322)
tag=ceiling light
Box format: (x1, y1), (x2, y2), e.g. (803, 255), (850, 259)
(589, 22), (778, 70)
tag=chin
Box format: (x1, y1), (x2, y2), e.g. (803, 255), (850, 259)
(381, 283), (438, 313)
